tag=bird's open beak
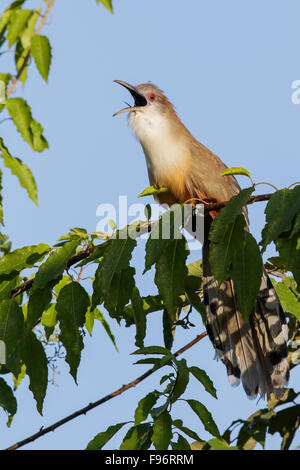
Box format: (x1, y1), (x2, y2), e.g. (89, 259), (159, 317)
(113, 80), (147, 116)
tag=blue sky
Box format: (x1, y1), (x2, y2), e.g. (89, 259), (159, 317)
(0, 0), (299, 450)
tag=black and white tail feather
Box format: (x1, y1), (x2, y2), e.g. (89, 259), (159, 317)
(202, 236), (289, 400)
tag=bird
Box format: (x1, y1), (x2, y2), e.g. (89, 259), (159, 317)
(113, 80), (289, 399)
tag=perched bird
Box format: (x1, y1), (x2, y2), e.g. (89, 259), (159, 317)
(113, 80), (289, 399)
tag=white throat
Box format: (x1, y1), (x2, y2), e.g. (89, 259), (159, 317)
(128, 109), (186, 181)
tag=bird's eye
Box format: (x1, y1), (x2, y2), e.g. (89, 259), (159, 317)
(148, 93), (156, 102)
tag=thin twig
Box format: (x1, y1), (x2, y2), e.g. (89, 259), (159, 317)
(6, 0), (55, 97)
(4, 331), (207, 451)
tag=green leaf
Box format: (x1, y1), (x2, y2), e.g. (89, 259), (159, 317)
(6, 98), (48, 152)
(221, 167), (252, 180)
(32, 239), (80, 292)
(6, 9), (32, 47)
(154, 238), (188, 320)
(86, 422), (128, 450)
(0, 1), (26, 34)
(189, 366), (217, 399)
(134, 391), (160, 425)
(185, 259), (202, 291)
(171, 434), (191, 450)
(172, 419), (204, 442)
(162, 308), (173, 350)
(20, 9), (40, 49)
(152, 410), (172, 450)
(0, 273), (19, 303)
(261, 186), (300, 252)
(0, 300), (24, 376)
(0, 377), (17, 422)
(187, 399), (221, 438)
(276, 234), (300, 292)
(132, 345), (172, 356)
(31, 34), (52, 82)
(0, 243), (50, 278)
(209, 214), (246, 285)
(20, 331), (48, 414)
(231, 232), (262, 320)
(122, 294), (164, 327)
(14, 40), (28, 87)
(274, 282), (300, 320)
(120, 423), (153, 450)
(27, 285), (52, 329)
(268, 405), (300, 450)
(103, 266), (135, 320)
(41, 303), (57, 328)
(144, 205), (184, 273)
(131, 286), (146, 348)
(170, 358), (189, 403)
(209, 187), (253, 243)
(0, 138), (38, 204)
(138, 185), (170, 198)
(208, 438), (238, 450)
(56, 282), (90, 382)
(86, 308), (118, 351)
(100, 228), (137, 297)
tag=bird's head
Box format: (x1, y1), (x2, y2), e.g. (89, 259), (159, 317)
(113, 80), (171, 117)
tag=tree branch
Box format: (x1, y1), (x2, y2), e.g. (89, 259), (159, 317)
(9, 192), (275, 300)
(6, 0), (55, 96)
(4, 331), (208, 451)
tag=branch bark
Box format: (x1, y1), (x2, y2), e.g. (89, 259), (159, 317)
(4, 331), (207, 451)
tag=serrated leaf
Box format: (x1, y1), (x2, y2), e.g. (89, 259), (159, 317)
(86, 422), (128, 450)
(154, 238), (188, 320)
(31, 34), (52, 82)
(32, 239), (80, 292)
(132, 345), (172, 356)
(6, 9), (32, 47)
(276, 235), (300, 291)
(231, 231), (262, 320)
(56, 282), (90, 382)
(134, 391), (160, 425)
(209, 187), (253, 243)
(274, 282), (300, 320)
(100, 228), (137, 296)
(162, 308), (173, 350)
(173, 419), (204, 442)
(6, 98), (48, 152)
(0, 243), (50, 278)
(171, 434), (191, 450)
(103, 266), (135, 320)
(0, 1), (26, 34)
(89, 308), (118, 351)
(0, 377), (17, 423)
(27, 285), (52, 329)
(187, 399), (221, 438)
(171, 358), (189, 403)
(138, 185), (170, 198)
(120, 423), (152, 450)
(20, 9), (40, 49)
(0, 138), (38, 204)
(20, 331), (47, 414)
(189, 366), (217, 399)
(152, 410), (172, 450)
(221, 167), (251, 180)
(0, 300), (24, 376)
(14, 40), (28, 87)
(41, 303), (57, 330)
(0, 272), (19, 303)
(144, 205), (184, 273)
(131, 286), (146, 348)
(208, 438), (238, 450)
(261, 186), (300, 252)
(209, 214), (246, 285)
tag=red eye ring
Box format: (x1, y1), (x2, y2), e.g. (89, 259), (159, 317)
(147, 93), (156, 102)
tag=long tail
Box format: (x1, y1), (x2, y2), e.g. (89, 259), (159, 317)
(202, 222), (289, 399)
